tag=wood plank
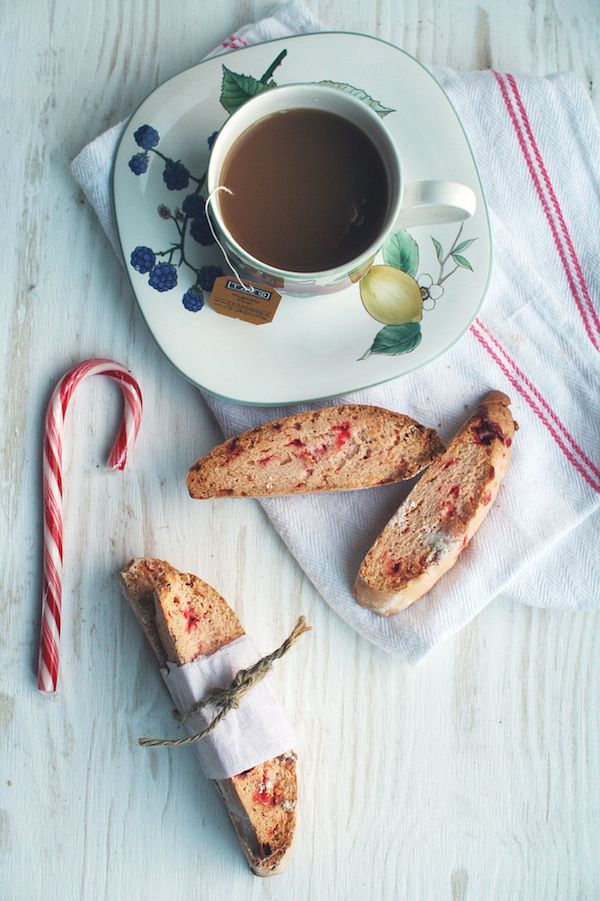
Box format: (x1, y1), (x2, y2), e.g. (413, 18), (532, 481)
(1, 1), (599, 898)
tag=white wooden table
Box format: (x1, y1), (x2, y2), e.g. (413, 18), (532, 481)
(2, 2), (599, 899)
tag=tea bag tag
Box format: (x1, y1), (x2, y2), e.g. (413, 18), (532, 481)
(208, 277), (282, 325)
(204, 186), (282, 325)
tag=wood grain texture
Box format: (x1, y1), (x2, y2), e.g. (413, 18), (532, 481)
(1, 1), (599, 899)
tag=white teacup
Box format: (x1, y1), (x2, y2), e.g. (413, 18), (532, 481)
(207, 84), (476, 296)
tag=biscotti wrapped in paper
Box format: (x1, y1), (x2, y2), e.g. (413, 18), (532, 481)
(120, 558), (299, 876)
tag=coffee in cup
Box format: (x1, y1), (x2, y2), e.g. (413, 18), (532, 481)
(218, 107), (390, 273)
(207, 84), (476, 295)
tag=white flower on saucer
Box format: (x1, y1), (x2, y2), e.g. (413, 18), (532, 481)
(418, 273), (444, 311)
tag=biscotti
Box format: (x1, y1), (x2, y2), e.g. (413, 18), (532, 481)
(354, 391), (517, 616)
(187, 404), (444, 499)
(120, 558), (298, 876)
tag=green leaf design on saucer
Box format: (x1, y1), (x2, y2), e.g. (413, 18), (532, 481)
(431, 236), (444, 265)
(383, 229), (419, 276)
(451, 252), (473, 270)
(453, 238), (477, 254)
(220, 50), (288, 115)
(359, 322), (422, 360)
(220, 67), (274, 114)
(317, 80), (395, 117)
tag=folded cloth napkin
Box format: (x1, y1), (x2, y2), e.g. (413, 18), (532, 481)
(72, 1), (600, 662)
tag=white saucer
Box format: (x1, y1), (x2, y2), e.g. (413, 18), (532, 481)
(113, 32), (491, 405)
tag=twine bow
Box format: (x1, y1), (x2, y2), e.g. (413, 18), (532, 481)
(139, 616), (311, 749)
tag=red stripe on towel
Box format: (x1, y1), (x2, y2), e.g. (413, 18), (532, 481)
(476, 318), (600, 482)
(493, 70), (599, 352)
(470, 322), (600, 494)
(505, 73), (600, 343)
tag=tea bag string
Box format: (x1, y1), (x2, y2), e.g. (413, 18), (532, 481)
(204, 186), (258, 295)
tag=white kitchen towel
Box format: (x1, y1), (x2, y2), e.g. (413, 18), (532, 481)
(72, 1), (600, 662)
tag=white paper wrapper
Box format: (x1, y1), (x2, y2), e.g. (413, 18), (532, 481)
(161, 635), (297, 780)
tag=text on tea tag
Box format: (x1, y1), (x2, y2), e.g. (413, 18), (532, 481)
(208, 277), (282, 325)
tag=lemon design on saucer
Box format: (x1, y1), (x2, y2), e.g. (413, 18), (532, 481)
(359, 225), (477, 360)
(360, 265), (423, 324)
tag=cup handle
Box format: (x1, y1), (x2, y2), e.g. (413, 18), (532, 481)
(394, 180), (477, 228)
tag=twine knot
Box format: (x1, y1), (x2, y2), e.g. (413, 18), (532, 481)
(138, 616), (311, 749)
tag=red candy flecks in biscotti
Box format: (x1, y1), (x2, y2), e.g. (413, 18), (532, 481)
(186, 404), (445, 500)
(354, 391), (518, 618)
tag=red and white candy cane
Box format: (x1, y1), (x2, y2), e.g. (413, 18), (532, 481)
(38, 359), (143, 694)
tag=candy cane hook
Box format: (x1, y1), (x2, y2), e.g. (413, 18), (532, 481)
(38, 359), (143, 694)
